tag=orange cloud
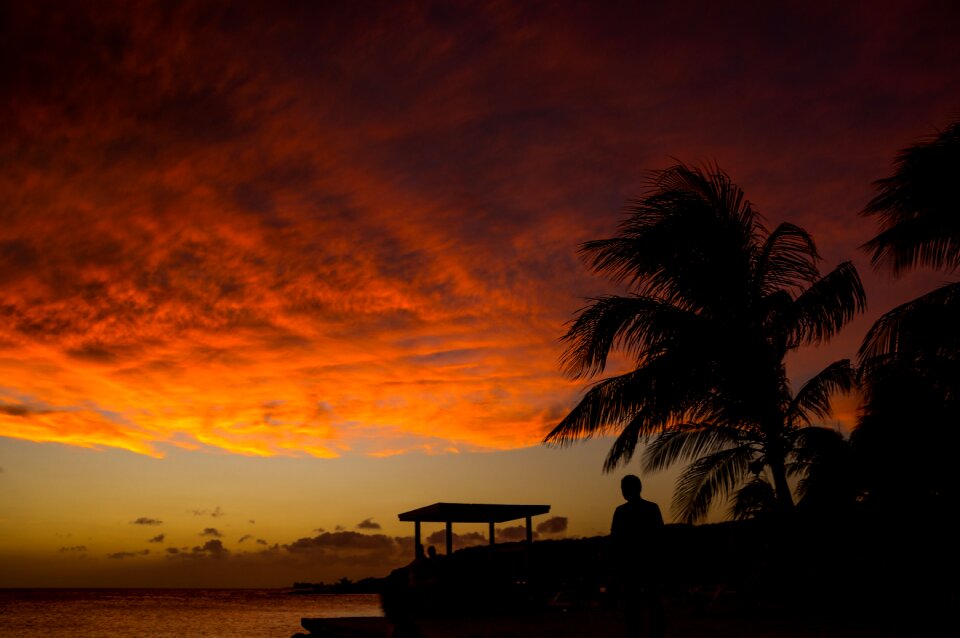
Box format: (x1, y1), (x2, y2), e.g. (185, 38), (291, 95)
(2, 2), (958, 459)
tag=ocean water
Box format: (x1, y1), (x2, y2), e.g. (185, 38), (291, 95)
(0, 589), (382, 638)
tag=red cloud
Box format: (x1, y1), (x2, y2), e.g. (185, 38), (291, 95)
(2, 2), (958, 458)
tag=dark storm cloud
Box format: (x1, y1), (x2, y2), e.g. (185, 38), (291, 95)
(148, 534), (165, 543)
(425, 531), (487, 549)
(356, 518), (381, 530)
(200, 528), (223, 538)
(107, 550), (150, 559)
(0, 240), (38, 278)
(497, 526), (537, 542)
(392, 531), (415, 548)
(535, 516), (568, 535)
(167, 539), (231, 560)
(285, 531), (394, 554)
(0, 404), (51, 417)
(190, 507), (224, 518)
(65, 343), (128, 364)
(0, 405), (30, 417)
(166, 539), (232, 561)
(238, 534), (253, 543)
(130, 517), (163, 526)
(403, 348), (484, 367)
(194, 540), (229, 557)
(280, 530), (412, 572)
(255, 539), (268, 546)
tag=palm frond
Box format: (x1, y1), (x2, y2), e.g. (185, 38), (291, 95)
(862, 120), (960, 274)
(547, 346), (725, 448)
(601, 412), (663, 471)
(651, 162), (760, 234)
(755, 222), (820, 295)
(730, 478), (777, 520)
(672, 445), (754, 523)
(788, 427), (855, 509)
(864, 215), (960, 275)
(559, 295), (696, 379)
(788, 426), (847, 469)
(858, 281), (960, 360)
(543, 371), (646, 446)
(641, 425), (745, 473)
(782, 261), (866, 347)
(580, 164), (762, 311)
(787, 359), (855, 426)
(552, 161), (863, 522)
(545, 360), (687, 446)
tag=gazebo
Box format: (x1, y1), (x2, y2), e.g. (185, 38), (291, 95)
(398, 502), (551, 557)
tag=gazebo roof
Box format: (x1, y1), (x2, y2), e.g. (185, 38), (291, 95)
(398, 502), (550, 523)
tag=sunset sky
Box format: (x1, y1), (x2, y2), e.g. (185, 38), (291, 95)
(1, 0), (958, 587)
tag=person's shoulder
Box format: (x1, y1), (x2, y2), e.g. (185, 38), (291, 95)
(640, 498), (661, 510)
(640, 498), (664, 522)
(611, 501), (633, 527)
(611, 502), (628, 522)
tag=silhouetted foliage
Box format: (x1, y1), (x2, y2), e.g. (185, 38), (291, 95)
(546, 164), (865, 522)
(379, 523), (955, 629)
(730, 478), (776, 521)
(857, 119), (960, 513)
(790, 426), (859, 515)
(861, 120), (960, 274)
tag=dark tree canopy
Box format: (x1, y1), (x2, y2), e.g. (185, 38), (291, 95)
(862, 120), (960, 274)
(547, 164), (865, 522)
(857, 119), (960, 511)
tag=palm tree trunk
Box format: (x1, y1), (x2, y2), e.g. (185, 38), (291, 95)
(763, 412), (795, 511)
(769, 456), (795, 511)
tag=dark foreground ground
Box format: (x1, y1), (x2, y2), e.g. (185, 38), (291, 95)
(298, 512), (958, 637)
(299, 599), (955, 638)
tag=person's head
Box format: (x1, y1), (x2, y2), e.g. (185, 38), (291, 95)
(621, 474), (642, 501)
(427, 545), (437, 559)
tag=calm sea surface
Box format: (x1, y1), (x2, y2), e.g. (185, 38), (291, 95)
(0, 589), (382, 638)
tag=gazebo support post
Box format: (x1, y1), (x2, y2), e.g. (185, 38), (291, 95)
(398, 503), (550, 560)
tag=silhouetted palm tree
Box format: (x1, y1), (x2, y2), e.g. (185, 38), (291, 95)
(857, 120), (960, 510)
(790, 426), (859, 515)
(859, 118), (960, 369)
(862, 120), (960, 274)
(545, 164), (865, 523)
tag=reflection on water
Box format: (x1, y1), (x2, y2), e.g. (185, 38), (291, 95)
(0, 589), (382, 638)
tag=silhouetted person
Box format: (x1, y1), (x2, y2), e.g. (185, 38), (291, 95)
(610, 474), (665, 638)
(410, 543), (427, 585)
(381, 544), (426, 638)
(424, 545), (447, 583)
(417, 545), (448, 613)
